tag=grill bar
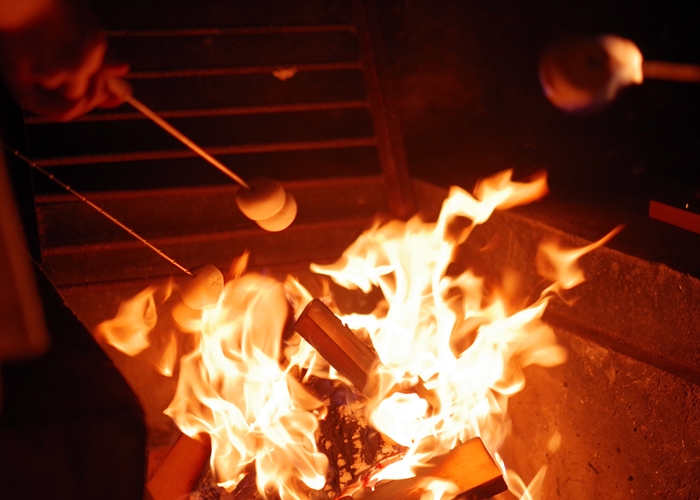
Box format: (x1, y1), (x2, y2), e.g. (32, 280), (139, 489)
(106, 24), (355, 38)
(34, 175), (383, 204)
(27, 0), (416, 288)
(40, 215), (375, 256)
(127, 62), (362, 79)
(32, 137), (377, 167)
(353, 0), (415, 218)
(25, 100), (370, 124)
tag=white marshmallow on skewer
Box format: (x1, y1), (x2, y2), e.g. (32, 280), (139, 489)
(540, 34), (700, 113)
(256, 192), (298, 232)
(539, 35), (643, 112)
(180, 264), (224, 310)
(107, 77), (298, 231)
(235, 177), (287, 221)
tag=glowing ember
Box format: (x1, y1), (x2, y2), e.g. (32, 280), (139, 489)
(97, 169), (620, 500)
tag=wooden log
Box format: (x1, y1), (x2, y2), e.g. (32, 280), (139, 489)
(294, 299), (380, 394)
(337, 437), (507, 500)
(295, 301), (507, 499)
(146, 433), (211, 500)
(188, 301), (505, 500)
(493, 491), (519, 500)
(294, 299), (439, 408)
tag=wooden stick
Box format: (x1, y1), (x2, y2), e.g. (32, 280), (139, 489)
(124, 94), (251, 189)
(649, 199), (700, 235)
(643, 60), (700, 83)
(146, 434), (211, 500)
(295, 299), (380, 394)
(337, 437), (507, 500)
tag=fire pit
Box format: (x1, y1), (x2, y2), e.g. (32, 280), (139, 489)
(60, 176), (700, 500)
(2, 1), (699, 499)
(82, 169), (561, 499)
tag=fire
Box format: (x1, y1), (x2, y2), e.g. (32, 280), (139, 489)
(537, 224), (623, 294)
(166, 273), (328, 498)
(153, 330), (178, 377)
(418, 478), (460, 500)
(95, 280), (172, 356)
(311, 170), (563, 494)
(97, 169), (619, 500)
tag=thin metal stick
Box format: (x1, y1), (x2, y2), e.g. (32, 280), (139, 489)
(643, 60), (700, 83)
(124, 94), (251, 190)
(3, 145), (194, 277)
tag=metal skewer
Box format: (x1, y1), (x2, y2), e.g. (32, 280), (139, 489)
(642, 60), (700, 83)
(3, 144), (194, 277)
(106, 77), (251, 190)
(539, 35), (700, 112)
(105, 78), (297, 231)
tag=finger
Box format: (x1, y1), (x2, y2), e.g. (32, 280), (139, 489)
(18, 84), (85, 121)
(104, 63), (130, 78)
(34, 39), (107, 101)
(62, 40), (107, 101)
(56, 62), (129, 118)
(99, 65), (132, 108)
(99, 92), (127, 109)
(53, 67), (103, 121)
(21, 61), (130, 120)
(40, 69), (73, 91)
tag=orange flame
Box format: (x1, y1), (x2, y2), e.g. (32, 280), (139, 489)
(418, 477), (460, 500)
(95, 282), (171, 355)
(164, 273), (328, 497)
(538, 224), (623, 294)
(310, 169), (613, 497)
(154, 330), (178, 377)
(97, 169), (620, 500)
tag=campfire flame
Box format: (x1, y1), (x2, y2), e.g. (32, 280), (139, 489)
(96, 280), (172, 356)
(97, 169), (619, 500)
(166, 273), (329, 497)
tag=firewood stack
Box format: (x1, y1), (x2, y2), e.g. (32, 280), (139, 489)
(193, 376), (402, 500)
(176, 300), (507, 500)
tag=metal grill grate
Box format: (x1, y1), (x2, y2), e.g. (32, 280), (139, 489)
(23, 0), (415, 288)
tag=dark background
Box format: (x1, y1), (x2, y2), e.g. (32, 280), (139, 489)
(81, 0), (700, 198)
(372, 0), (700, 276)
(374, 0), (700, 197)
(4, 0), (700, 273)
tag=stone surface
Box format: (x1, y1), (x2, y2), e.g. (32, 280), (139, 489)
(501, 329), (700, 499)
(459, 209), (700, 387)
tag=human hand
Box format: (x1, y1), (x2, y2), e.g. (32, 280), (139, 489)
(0, 0), (128, 121)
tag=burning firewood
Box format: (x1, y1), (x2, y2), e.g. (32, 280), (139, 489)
(294, 299), (379, 394)
(293, 299), (508, 500)
(155, 379), (506, 500)
(147, 434), (211, 500)
(294, 299), (439, 409)
(192, 376), (402, 500)
(337, 437), (506, 500)
(194, 433), (505, 500)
